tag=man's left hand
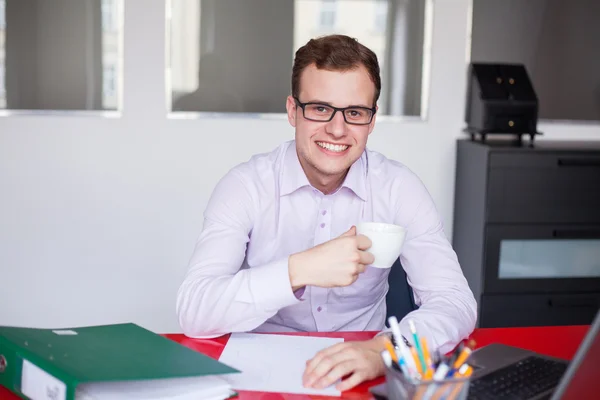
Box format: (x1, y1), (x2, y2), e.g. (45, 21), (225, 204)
(303, 336), (387, 392)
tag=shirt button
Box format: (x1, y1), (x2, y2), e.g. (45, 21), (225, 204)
(322, 210), (327, 215)
(320, 223), (325, 228)
(317, 306), (322, 312)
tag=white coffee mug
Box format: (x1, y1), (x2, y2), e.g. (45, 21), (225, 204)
(356, 222), (407, 268)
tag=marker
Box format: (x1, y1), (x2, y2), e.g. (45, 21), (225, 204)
(433, 362), (450, 381)
(408, 319), (428, 374)
(383, 336), (411, 378)
(387, 316), (404, 355)
(381, 350), (393, 368)
(388, 316), (419, 380)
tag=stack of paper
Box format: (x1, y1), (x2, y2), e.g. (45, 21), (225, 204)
(76, 376), (235, 400)
(219, 333), (344, 397)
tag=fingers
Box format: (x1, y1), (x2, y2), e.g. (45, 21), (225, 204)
(340, 225), (356, 237)
(358, 250), (375, 266)
(312, 360), (355, 389)
(336, 371), (366, 392)
(303, 343), (351, 387)
(355, 234), (372, 251)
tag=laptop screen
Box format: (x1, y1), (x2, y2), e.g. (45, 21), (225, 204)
(552, 311), (600, 399)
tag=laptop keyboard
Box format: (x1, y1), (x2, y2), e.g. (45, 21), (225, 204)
(467, 355), (568, 400)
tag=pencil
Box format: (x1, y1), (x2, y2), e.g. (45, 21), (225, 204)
(410, 346), (424, 375)
(421, 337), (434, 379)
(383, 336), (399, 364)
(409, 319), (428, 373)
(452, 339), (476, 369)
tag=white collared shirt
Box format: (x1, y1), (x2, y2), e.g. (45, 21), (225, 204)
(177, 140), (477, 353)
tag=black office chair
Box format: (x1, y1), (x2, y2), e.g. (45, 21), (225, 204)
(385, 259), (417, 321)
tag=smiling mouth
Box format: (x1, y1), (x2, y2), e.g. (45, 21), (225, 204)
(316, 141), (349, 153)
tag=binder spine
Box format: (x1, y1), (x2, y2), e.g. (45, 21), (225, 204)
(0, 336), (25, 398)
(0, 336), (77, 400)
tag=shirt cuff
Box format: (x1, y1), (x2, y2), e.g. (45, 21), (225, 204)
(399, 317), (434, 350)
(377, 328), (410, 348)
(249, 257), (303, 312)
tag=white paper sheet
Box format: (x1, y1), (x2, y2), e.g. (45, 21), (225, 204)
(218, 333), (344, 396)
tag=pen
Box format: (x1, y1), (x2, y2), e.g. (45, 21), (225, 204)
(421, 337), (434, 380)
(449, 340), (476, 376)
(383, 336), (412, 378)
(452, 345), (473, 370)
(447, 342), (464, 370)
(408, 319), (428, 374)
(388, 316), (419, 379)
(387, 316), (404, 356)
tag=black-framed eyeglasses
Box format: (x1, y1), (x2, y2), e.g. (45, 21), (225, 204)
(294, 97), (376, 125)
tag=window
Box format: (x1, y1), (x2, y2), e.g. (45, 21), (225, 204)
(103, 64), (116, 98)
(374, 0), (387, 32)
(168, 0), (430, 117)
(0, 65), (6, 99)
(470, 0), (600, 122)
(0, 1), (4, 107)
(0, 0), (5, 30)
(319, 0), (336, 29)
(101, 0), (117, 32)
(0, 0), (122, 111)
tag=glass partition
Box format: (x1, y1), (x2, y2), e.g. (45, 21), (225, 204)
(0, 0), (123, 112)
(167, 0), (432, 118)
(469, 0), (600, 123)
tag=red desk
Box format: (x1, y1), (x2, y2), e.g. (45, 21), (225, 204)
(0, 326), (590, 400)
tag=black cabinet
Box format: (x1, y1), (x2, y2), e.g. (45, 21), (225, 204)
(452, 139), (600, 328)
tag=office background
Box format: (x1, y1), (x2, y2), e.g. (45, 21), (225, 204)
(0, 0), (599, 334)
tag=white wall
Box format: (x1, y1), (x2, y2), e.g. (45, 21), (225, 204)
(1, 0), (599, 333)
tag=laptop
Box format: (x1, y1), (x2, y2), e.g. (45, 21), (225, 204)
(370, 309), (600, 400)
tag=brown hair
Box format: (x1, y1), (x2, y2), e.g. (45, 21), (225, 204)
(291, 34), (381, 106)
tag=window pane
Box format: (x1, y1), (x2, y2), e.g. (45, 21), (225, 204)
(0, 0), (122, 111)
(470, 0), (600, 122)
(498, 239), (600, 279)
(168, 0), (429, 116)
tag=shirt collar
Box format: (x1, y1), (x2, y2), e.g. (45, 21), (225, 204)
(280, 141), (367, 201)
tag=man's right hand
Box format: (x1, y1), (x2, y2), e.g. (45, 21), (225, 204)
(288, 226), (375, 290)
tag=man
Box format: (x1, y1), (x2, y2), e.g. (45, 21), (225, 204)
(177, 34), (477, 391)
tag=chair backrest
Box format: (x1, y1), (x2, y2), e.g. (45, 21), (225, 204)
(385, 258), (417, 321)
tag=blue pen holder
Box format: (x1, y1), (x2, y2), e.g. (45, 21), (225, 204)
(383, 365), (470, 400)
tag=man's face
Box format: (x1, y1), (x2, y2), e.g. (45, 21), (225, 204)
(286, 64), (377, 187)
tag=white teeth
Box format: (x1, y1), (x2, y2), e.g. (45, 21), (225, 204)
(317, 142), (349, 152)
